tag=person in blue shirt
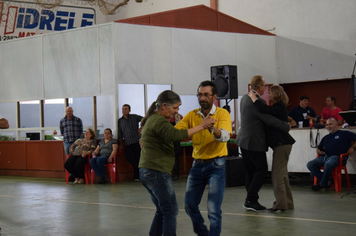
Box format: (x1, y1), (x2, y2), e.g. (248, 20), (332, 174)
(288, 95), (316, 127)
(307, 118), (356, 190)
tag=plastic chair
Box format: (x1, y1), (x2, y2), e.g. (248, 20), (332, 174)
(91, 149), (122, 184)
(313, 153), (351, 192)
(65, 154), (91, 184)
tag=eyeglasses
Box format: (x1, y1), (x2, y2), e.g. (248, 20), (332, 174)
(260, 84), (268, 87)
(196, 93), (214, 99)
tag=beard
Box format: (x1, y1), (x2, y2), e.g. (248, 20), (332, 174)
(328, 127), (336, 133)
(199, 101), (211, 110)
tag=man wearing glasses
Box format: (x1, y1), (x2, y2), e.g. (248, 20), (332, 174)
(175, 80), (232, 236)
(236, 75), (290, 212)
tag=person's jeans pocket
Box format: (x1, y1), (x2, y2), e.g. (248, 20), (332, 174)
(140, 168), (158, 189)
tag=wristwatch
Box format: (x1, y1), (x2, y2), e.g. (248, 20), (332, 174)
(210, 127), (214, 134)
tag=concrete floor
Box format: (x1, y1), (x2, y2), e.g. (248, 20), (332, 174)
(0, 175), (356, 236)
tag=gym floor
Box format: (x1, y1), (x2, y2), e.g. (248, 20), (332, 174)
(0, 174), (355, 236)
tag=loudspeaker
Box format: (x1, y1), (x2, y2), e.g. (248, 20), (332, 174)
(225, 156), (246, 187)
(211, 65), (238, 99)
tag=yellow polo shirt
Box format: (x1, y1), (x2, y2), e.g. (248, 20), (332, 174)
(175, 106), (232, 160)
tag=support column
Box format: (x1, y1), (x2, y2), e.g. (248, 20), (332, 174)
(210, 0), (218, 10)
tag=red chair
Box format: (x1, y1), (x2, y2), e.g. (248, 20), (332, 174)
(65, 154), (91, 184)
(313, 153), (351, 192)
(91, 149), (122, 184)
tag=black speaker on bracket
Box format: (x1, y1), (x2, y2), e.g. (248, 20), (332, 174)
(211, 65), (238, 99)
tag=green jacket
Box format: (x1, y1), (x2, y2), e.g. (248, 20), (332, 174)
(139, 112), (188, 173)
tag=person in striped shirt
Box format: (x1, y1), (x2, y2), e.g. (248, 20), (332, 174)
(118, 104), (143, 181)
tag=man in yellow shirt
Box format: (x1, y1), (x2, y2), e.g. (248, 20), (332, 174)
(175, 80), (232, 236)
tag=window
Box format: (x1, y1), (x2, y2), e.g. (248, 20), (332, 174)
(118, 84), (145, 117)
(96, 95), (114, 138)
(0, 102), (17, 129)
(179, 95), (200, 117)
(146, 84), (171, 111)
(69, 97), (93, 128)
(44, 99), (65, 128)
(19, 100), (40, 128)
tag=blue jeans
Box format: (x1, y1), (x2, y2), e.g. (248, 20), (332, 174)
(90, 155), (110, 178)
(307, 154), (339, 186)
(139, 168), (178, 236)
(184, 157), (226, 236)
(64, 142), (74, 157)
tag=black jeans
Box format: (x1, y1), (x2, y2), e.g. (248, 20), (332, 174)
(240, 148), (268, 203)
(64, 155), (88, 179)
(125, 142), (141, 179)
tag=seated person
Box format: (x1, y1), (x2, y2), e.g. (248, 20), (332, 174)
(321, 96), (343, 126)
(0, 115), (9, 129)
(306, 118), (356, 191)
(64, 128), (97, 184)
(288, 95), (316, 127)
(90, 128), (119, 184)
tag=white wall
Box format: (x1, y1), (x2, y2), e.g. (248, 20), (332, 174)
(3, 0), (353, 96)
(0, 22), (276, 137)
(0, 37), (43, 101)
(112, 23), (276, 96)
(109, 0), (356, 84)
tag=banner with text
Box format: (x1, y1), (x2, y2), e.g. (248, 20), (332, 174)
(0, 1), (96, 41)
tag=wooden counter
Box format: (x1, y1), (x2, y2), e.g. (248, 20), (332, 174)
(0, 141), (66, 178)
(2, 129), (354, 180)
(0, 140), (134, 181)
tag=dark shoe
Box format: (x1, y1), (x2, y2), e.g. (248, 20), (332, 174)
(98, 177), (107, 184)
(267, 208), (285, 212)
(243, 200), (266, 212)
(68, 175), (75, 182)
(311, 184), (328, 191)
(197, 231), (209, 236)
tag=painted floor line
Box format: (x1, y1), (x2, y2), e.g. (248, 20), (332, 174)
(1, 194), (355, 226)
